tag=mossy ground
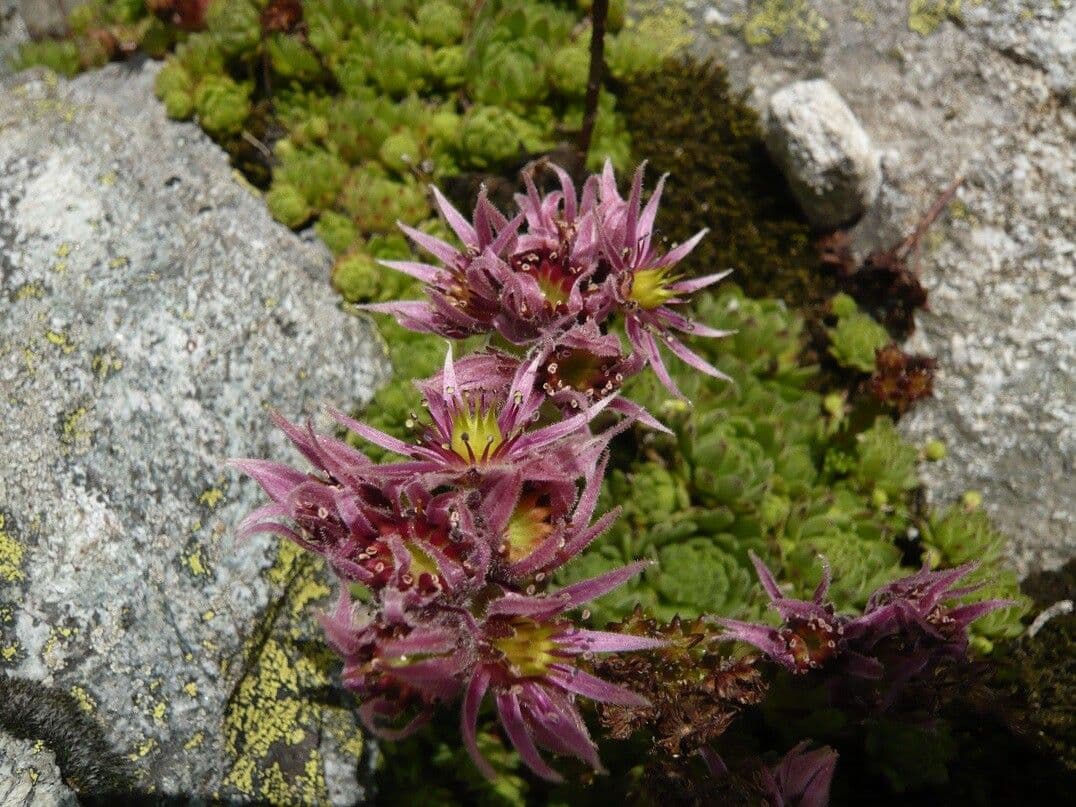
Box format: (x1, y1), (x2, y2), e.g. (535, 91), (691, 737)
(618, 60), (834, 309)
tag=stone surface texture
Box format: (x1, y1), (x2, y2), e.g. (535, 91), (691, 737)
(634, 0), (1074, 576)
(765, 78), (882, 228)
(0, 733), (78, 807)
(0, 0), (29, 77)
(0, 62), (388, 802)
(16, 0), (69, 39)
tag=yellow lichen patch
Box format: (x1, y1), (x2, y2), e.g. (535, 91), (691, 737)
(289, 578), (330, 620)
(738, 0), (829, 47)
(186, 547), (209, 576)
(184, 732), (205, 751)
(14, 282), (44, 300)
(267, 539), (303, 587)
(41, 628), (69, 669)
(69, 685), (96, 713)
(60, 407), (91, 447)
(128, 737), (158, 761)
(0, 514), (25, 583)
(1, 644), (19, 661)
(55, 243), (71, 259)
(109, 256), (129, 268)
(152, 702), (168, 726)
(199, 487), (225, 508)
(908, 0), (965, 35)
(202, 609), (216, 622)
(45, 329), (76, 354)
(222, 552), (348, 805)
(324, 711), (364, 760)
(91, 350), (124, 381)
(99, 170), (117, 186)
(852, 2), (875, 24)
(183, 681), (199, 698)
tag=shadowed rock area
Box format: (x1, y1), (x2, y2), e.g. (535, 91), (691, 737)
(637, 0), (1074, 576)
(0, 62), (388, 802)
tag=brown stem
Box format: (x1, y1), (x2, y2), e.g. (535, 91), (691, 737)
(578, 0), (609, 159)
(896, 175), (965, 270)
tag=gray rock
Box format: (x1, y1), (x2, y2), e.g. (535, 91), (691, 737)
(765, 78), (882, 228)
(16, 0), (69, 39)
(636, 0), (1075, 576)
(961, 1), (1075, 105)
(0, 733), (78, 807)
(0, 62), (388, 802)
(0, 0), (29, 78)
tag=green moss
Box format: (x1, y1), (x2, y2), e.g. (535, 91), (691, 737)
(618, 61), (832, 306)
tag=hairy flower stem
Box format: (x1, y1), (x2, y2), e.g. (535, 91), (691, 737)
(578, 0), (609, 158)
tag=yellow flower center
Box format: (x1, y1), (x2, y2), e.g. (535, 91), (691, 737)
(405, 542), (439, 580)
(491, 618), (560, 678)
(535, 271), (570, 306)
(504, 497), (555, 564)
(629, 267), (679, 310)
(449, 401), (504, 463)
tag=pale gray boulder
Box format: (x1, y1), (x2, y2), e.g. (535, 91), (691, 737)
(0, 61), (388, 802)
(765, 78), (882, 229)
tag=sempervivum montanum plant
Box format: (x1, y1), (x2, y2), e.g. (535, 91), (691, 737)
(364, 161), (732, 400)
(233, 165), (1009, 790)
(233, 164), (729, 781)
(716, 553), (1011, 704)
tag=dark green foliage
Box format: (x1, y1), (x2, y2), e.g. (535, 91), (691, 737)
(374, 712), (529, 806)
(618, 61), (833, 306)
(1001, 604), (1075, 771)
(558, 286), (919, 624)
(826, 293), (891, 373)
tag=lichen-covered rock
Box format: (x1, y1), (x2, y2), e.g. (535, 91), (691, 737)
(764, 78), (881, 228)
(0, 733), (78, 807)
(0, 63), (388, 802)
(637, 0), (1075, 578)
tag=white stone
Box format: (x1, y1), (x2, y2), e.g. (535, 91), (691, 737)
(764, 79), (882, 228)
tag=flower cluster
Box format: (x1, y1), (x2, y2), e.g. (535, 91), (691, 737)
(716, 553), (1010, 705)
(234, 164), (728, 780)
(365, 160), (732, 399)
